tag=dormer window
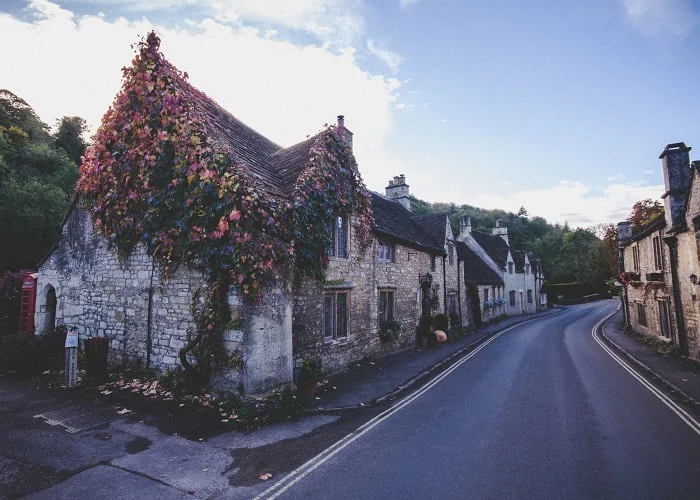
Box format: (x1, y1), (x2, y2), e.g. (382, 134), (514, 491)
(328, 215), (349, 258)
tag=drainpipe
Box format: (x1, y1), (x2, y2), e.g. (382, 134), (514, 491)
(146, 259), (155, 368)
(664, 235), (689, 356)
(457, 258), (463, 327)
(442, 256), (447, 315)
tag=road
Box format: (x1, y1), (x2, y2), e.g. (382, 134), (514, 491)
(259, 301), (700, 499)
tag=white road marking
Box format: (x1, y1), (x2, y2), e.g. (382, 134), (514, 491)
(255, 317), (544, 500)
(592, 311), (700, 437)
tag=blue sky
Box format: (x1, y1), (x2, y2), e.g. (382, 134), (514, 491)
(2, 0), (699, 228)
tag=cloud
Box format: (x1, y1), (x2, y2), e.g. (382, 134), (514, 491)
(399, 0), (421, 8)
(446, 180), (664, 228)
(619, 0), (698, 38)
(1, 0), (401, 180)
(367, 39), (402, 73)
(63, 0), (365, 46)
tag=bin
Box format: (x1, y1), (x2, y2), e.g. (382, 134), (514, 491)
(86, 337), (109, 385)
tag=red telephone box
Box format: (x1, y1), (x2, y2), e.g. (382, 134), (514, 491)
(18, 273), (37, 335)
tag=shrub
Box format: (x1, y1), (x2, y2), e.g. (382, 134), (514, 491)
(434, 314), (449, 331)
(0, 334), (41, 374)
(449, 312), (460, 329)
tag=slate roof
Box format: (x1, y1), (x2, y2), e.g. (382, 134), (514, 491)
(470, 231), (510, 270)
(370, 193), (444, 254)
(456, 241), (504, 286)
(512, 250), (527, 273)
(144, 39), (327, 199)
(414, 212), (449, 248)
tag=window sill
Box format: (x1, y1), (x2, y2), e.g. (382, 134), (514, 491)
(323, 281), (355, 290)
(324, 337), (349, 346)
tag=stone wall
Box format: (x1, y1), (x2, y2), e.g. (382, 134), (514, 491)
(622, 229), (678, 345)
(293, 222), (445, 374)
(36, 206), (292, 395)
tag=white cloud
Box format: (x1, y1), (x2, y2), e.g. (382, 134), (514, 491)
(619, 0), (698, 38)
(1, 0), (401, 178)
(399, 0), (421, 8)
(64, 0), (365, 46)
(434, 180), (664, 228)
(367, 39), (402, 73)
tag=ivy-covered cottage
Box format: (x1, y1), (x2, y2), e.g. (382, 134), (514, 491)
(34, 33), (474, 395)
(619, 142), (700, 361)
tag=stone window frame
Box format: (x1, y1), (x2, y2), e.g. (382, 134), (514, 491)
(378, 288), (395, 325)
(658, 300), (672, 340)
(376, 240), (395, 263)
(324, 290), (349, 342)
(652, 235), (663, 271)
(328, 214), (349, 259)
(632, 244), (640, 274)
(527, 289), (533, 304)
(635, 301), (647, 327)
(509, 290), (516, 306)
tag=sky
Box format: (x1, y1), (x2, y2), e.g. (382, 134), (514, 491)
(2, 0), (699, 229)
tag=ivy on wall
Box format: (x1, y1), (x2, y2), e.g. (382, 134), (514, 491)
(76, 32), (373, 379)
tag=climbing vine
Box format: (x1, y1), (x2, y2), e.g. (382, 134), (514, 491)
(76, 32), (373, 379)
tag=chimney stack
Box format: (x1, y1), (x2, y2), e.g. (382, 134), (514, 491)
(492, 219), (509, 244)
(385, 174), (411, 211)
(458, 216), (472, 242)
(617, 221), (633, 246)
(660, 142), (692, 230)
(336, 115), (353, 151)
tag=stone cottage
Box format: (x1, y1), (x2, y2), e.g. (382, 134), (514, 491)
(34, 33), (474, 394)
(460, 220), (539, 317)
(619, 142), (700, 361)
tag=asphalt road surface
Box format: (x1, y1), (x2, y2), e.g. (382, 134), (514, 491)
(259, 301), (700, 499)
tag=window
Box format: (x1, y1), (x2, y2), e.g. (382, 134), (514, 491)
(658, 301), (671, 339)
(525, 264), (530, 275)
(328, 215), (349, 258)
(527, 289), (533, 303)
(509, 290), (516, 306)
(652, 236), (663, 270)
(378, 290), (394, 325)
(484, 288), (489, 301)
(508, 262), (514, 274)
(447, 293), (457, 315)
(632, 245), (640, 274)
(448, 244), (454, 266)
(636, 302), (647, 327)
(324, 291), (348, 340)
(376, 241), (394, 262)
(430, 255), (436, 272)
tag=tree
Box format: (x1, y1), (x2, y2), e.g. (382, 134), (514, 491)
(628, 198), (664, 230)
(53, 116), (88, 165)
(0, 92), (79, 270)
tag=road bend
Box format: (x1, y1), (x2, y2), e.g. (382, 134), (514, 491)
(259, 300), (700, 499)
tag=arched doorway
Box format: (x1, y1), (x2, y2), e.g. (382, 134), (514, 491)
(46, 286), (56, 331)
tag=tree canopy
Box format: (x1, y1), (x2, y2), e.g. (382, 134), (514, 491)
(412, 197), (611, 288)
(0, 90), (79, 270)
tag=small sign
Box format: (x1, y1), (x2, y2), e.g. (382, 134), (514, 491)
(65, 327), (79, 348)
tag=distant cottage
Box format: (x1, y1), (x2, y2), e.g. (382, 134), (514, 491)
(34, 33), (546, 395)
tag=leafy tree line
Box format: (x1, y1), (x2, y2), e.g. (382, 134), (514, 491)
(0, 90), (85, 271)
(411, 197), (613, 288)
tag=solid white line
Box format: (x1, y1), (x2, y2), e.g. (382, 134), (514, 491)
(255, 317), (544, 500)
(591, 312), (700, 437)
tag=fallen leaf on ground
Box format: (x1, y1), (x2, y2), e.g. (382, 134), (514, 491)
(259, 473), (273, 481)
(116, 408), (132, 415)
